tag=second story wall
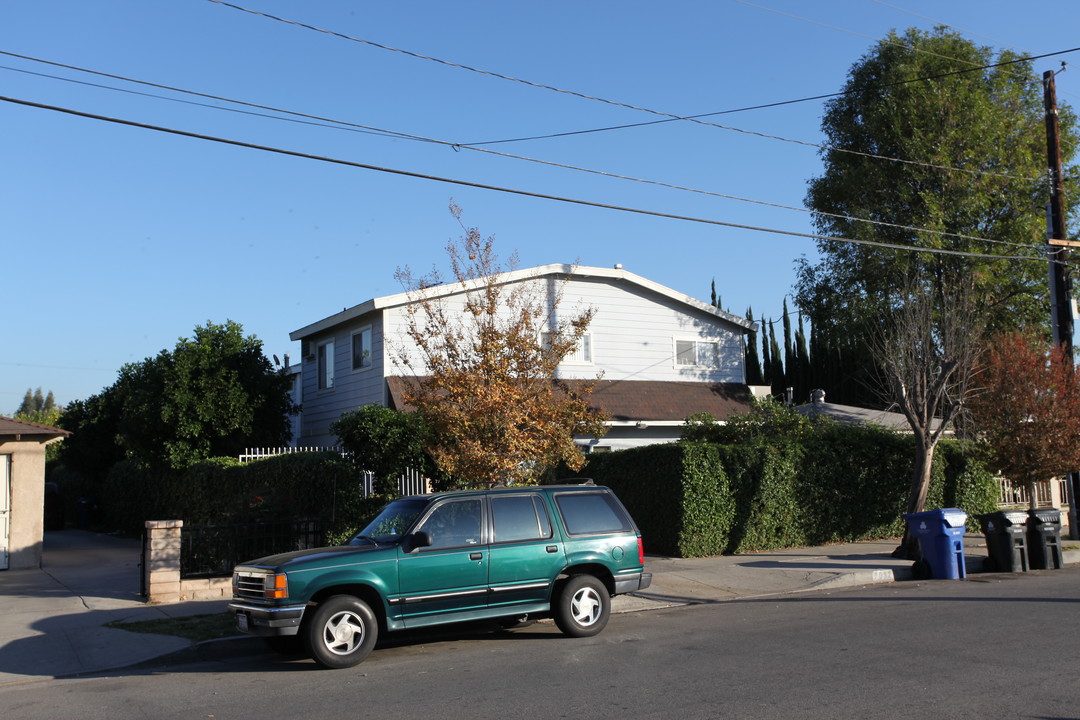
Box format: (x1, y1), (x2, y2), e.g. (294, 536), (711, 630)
(296, 313), (386, 444)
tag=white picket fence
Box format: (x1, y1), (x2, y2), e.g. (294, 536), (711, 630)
(239, 446), (345, 463)
(239, 446), (430, 497)
(997, 476), (1069, 509)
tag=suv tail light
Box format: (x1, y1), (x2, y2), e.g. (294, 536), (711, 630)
(637, 538), (645, 565)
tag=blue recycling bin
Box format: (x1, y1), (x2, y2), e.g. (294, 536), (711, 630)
(903, 508), (968, 579)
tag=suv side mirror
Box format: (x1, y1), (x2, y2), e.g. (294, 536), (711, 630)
(406, 531), (433, 552)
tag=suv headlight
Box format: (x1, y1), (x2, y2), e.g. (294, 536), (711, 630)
(265, 573), (288, 600)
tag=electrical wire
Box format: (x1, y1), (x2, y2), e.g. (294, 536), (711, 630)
(1, 93), (1064, 266)
(205, 0), (1073, 183)
(0, 52), (1047, 253)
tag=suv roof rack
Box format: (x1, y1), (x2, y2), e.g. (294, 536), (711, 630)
(542, 477), (595, 486)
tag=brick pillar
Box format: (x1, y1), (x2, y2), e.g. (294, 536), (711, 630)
(144, 520), (183, 603)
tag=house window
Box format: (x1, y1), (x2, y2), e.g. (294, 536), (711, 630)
(676, 339), (721, 368)
(541, 332), (593, 364)
(352, 327), (372, 370)
(317, 340), (335, 389)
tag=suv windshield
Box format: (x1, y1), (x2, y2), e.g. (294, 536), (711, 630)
(351, 498), (429, 544)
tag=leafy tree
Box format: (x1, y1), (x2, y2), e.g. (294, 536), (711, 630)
(796, 27), (1078, 406)
(393, 205), (608, 488)
(969, 333), (1080, 510)
(59, 320), (295, 472)
(331, 405), (436, 496)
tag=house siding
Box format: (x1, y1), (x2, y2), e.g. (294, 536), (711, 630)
(293, 267), (750, 446)
(556, 277), (744, 384)
(297, 314), (387, 444)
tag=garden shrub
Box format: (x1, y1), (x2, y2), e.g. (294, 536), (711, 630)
(587, 419), (1001, 558)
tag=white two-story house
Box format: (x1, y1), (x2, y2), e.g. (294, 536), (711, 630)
(289, 264), (758, 451)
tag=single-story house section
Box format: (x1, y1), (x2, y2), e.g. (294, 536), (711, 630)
(0, 416), (69, 570)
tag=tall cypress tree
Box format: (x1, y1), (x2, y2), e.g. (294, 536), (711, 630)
(795, 313), (811, 403)
(768, 321), (784, 398)
(782, 299), (795, 393)
(744, 307), (763, 386)
(761, 320), (773, 388)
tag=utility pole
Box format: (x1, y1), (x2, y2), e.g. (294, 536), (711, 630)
(1043, 69), (1080, 539)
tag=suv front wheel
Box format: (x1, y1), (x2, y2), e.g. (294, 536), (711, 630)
(554, 575), (610, 637)
(305, 595), (378, 669)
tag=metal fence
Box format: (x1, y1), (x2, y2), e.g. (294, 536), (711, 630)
(997, 476), (1069, 509)
(180, 520), (324, 578)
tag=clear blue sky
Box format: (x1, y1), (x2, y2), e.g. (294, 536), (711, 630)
(4, 0), (1080, 411)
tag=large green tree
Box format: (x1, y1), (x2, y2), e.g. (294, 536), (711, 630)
(796, 28), (1078, 407)
(59, 320), (295, 473)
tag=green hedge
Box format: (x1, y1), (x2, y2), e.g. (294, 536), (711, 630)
(585, 428), (999, 558)
(82, 452), (387, 544)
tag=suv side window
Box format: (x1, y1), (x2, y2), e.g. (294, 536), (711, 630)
(415, 498), (483, 549)
(491, 495), (552, 543)
(554, 492), (633, 536)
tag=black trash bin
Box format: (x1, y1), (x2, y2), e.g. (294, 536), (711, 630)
(976, 511), (1028, 572)
(77, 497), (94, 531)
(1027, 508), (1064, 570)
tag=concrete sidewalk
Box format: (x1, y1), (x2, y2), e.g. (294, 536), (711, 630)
(0, 529), (1077, 686)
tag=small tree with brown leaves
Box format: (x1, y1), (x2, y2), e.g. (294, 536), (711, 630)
(969, 333), (1080, 510)
(392, 206), (607, 488)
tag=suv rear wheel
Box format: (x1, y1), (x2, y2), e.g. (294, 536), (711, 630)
(554, 575), (610, 637)
(305, 595), (378, 669)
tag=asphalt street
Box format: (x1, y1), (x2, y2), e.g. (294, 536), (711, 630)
(2, 566), (1076, 720)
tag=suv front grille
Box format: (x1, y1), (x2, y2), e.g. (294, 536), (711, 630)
(234, 569), (269, 601)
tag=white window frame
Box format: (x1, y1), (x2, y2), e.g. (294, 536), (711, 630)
(675, 338), (722, 368)
(351, 326), (373, 371)
(317, 339), (335, 390)
(541, 332), (593, 365)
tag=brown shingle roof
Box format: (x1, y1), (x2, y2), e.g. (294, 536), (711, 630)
(0, 415), (70, 438)
(386, 377), (751, 422)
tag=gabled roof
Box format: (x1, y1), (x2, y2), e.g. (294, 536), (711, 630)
(0, 415), (70, 440)
(386, 376), (752, 424)
(291, 264), (754, 341)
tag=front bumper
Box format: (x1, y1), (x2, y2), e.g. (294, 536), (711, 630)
(613, 572), (652, 595)
(228, 601), (307, 637)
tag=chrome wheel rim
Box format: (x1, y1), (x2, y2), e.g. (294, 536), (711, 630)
(570, 586), (602, 626)
(321, 610), (366, 655)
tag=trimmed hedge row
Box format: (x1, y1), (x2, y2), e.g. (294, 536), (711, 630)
(585, 428), (998, 558)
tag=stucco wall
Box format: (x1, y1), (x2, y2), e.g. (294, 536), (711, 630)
(0, 440), (47, 570)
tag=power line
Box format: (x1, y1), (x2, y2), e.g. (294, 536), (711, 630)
(205, 0), (1072, 182)
(0, 52), (1050, 252)
(1, 53), (1046, 253)
(1, 93), (1062, 266)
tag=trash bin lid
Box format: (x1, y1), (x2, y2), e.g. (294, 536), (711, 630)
(938, 508), (968, 528)
(1028, 508), (1062, 524)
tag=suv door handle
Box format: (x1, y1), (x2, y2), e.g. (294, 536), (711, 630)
(546, 546), (559, 553)
(470, 552), (483, 561)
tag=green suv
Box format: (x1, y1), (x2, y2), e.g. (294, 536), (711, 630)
(228, 482), (651, 668)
